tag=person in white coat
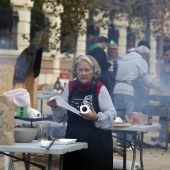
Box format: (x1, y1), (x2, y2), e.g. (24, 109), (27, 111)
(113, 46), (160, 147)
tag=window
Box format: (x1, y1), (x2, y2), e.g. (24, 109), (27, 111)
(86, 11), (99, 53)
(30, 1), (49, 51)
(0, 6), (18, 49)
(108, 24), (119, 45)
(60, 9), (78, 54)
(126, 27), (136, 52)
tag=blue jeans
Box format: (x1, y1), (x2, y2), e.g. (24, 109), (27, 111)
(114, 94), (134, 145)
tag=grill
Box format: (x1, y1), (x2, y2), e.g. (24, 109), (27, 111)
(144, 93), (170, 151)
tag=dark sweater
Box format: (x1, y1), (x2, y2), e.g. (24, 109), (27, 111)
(87, 44), (112, 92)
(88, 45), (111, 72)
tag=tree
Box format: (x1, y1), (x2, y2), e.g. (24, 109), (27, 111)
(32, 0), (170, 55)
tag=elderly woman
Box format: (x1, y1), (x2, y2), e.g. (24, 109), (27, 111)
(47, 55), (116, 170)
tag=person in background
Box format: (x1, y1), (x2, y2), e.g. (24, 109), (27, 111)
(47, 55), (116, 170)
(138, 40), (151, 50)
(113, 46), (161, 147)
(107, 40), (120, 102)
(88, 36), (113, 92)
(127, 46), (136, 53)
(152, 46), (170, 148)
(133, 40), (150, 112)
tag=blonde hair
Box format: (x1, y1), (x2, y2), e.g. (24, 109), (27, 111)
(71, 55), (101, 80)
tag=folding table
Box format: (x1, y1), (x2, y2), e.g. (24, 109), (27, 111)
(112, 124), (161, 170)
(0, 140), (88, 170)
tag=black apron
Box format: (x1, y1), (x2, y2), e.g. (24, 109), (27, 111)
(63, 81), (113, 170)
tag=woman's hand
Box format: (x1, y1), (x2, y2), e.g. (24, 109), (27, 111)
(47, 99), (58, 108)
(80, 106), (99, 122)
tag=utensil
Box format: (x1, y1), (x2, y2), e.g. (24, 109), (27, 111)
(46, 139), (56, 150)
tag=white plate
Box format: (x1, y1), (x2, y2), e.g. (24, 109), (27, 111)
(54, 139), (77, 145)
(39, 140), (52, 147)
(39, 139), (77, 147)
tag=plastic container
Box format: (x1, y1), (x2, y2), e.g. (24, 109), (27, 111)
(36, 122), (50, 141)
(126, 112), (148, 125)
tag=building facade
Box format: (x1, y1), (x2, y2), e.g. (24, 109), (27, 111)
(0, 0), (166, 93)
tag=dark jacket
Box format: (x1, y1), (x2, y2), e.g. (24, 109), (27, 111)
(87, 44), (112, 92)
(88, 44), (111, 71)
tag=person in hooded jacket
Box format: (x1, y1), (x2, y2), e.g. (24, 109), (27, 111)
(133, 40), (151, 112)
(87, 36), (113, 92)
(47, 55), (116, 170)
(113, 46), (160, 147)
